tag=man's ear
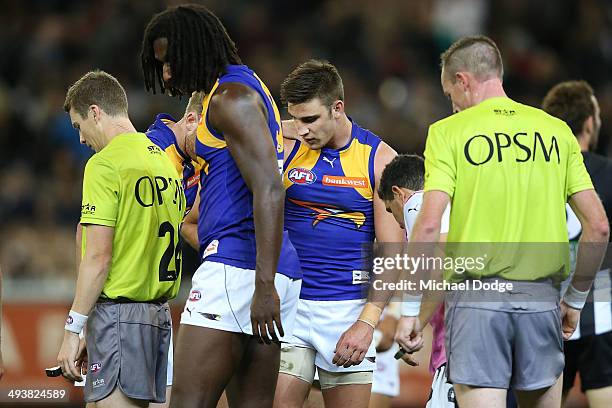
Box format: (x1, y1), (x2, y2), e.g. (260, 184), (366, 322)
(331, 100), (344, 119)
(89, 105), (102, 123)
(185, 111), (199, 131)
(391, 185), (405, 201)
(456, 72), (469, 90)
(583, 115), (594, 138)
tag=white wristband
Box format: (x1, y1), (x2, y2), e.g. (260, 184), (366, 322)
(401, 293), (423, 317)
(563, 285), (590, 310)
(65, 310), (88, 334)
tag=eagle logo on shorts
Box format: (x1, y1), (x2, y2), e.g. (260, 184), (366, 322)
(288, 199), (366, 228)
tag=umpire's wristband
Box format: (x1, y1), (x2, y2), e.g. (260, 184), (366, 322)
(65, 310), (88, 334)
(563, 285), (590, 310)
(401, 293), (422, 317)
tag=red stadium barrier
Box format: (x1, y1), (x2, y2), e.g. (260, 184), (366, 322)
(0, 302), (589, 407)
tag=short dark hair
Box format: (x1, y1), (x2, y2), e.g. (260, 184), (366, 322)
(377, 154), (425, 202)
(280, 59), (344, 107)
(440, 35), (503, 83)
(542, 80), (595, 136)
(64, 70), (128, 117)
(141, 4), (241, 96)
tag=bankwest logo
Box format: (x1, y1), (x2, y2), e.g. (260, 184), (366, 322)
(186, 173), (200, 189)
(322, 175), (368, 189)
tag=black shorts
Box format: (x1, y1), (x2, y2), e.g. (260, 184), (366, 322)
(563, 331), (612, 392)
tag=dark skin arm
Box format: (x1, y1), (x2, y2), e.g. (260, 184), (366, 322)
(208, 82), (285, 343)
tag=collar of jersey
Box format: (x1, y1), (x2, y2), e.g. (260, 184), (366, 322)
(321, 118), (357, 154)
(153, 113), (191, 162)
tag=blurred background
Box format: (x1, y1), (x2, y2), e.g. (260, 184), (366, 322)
(1, 0), (611, 406)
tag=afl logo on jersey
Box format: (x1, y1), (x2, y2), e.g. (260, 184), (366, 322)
(288, 168), (316, 185)
(189, 290), (202, 302)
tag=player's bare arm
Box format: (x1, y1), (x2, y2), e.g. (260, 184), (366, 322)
(333, 142), (403, 368)
(58, 225), (114, 382)
(562, 189), (609, 339)
(372, 142), (405, 307)
(180, 191), (200, 251)
(209, 82), (285, 343)
(73, 223), (88, 378)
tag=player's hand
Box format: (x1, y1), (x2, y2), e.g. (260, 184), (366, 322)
(560, 300), (581, 340)
(281, 120), (303, 142)
(394, 316), (424, 353)
(375, 317), (397, 352)
(251, 281), (284, 344)
(75, 337), (88, 377)
(57, 331), (83, 382)
(333, 320), (374, 368)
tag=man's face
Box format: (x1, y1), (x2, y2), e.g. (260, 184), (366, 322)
(287, 98), (337, 150)
(441, 69), (470, 113)
(69, 107), (102, 152)
(153, 37), (182, 94)
(170, 110), (200, 161)
(383, 187), (415, 230)
(590, 95), (601, 151)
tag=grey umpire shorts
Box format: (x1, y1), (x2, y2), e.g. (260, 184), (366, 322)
(84, 299), (172, 403)
(445, 278), (564, 391)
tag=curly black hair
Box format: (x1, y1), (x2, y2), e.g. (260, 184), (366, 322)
(141, 4), (241, 96)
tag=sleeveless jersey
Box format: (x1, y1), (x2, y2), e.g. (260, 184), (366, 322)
(283, 121), (381, 300)
(195, 65), (301, 279)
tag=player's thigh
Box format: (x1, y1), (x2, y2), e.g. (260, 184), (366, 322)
(275, 345), (316, 407)
(319, 369), (373, 408)
(368, 393), (391, 408)
(453, 384), (506, 408)
(96, 386), (149, 408)
(586, 386), (612, 408)
(172, 324), (244, 393)
(321, 383), (372, 408)
(274, 373), (312, 408)
(216, 392), (229, 408)
(514, 373), (563, 408)
(225, 336), (281, 407)
(304, 386), (324, 408)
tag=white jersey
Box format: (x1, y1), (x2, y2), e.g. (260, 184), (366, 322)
(564, 204), (612, 339)
(404, 191), (451, 236)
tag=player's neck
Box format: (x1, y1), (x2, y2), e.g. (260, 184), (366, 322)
(577, 135), (590, 153)
(103, 118), (137, 146)
(472, 78), (507, 106)
(327, 114), (352, 150)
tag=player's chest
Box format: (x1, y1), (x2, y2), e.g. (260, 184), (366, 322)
(284, 152), (370, 203)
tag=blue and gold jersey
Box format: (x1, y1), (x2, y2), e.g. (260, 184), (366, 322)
(284, 121), (381, 300)
(146, 113), (201, 213)
(195, 65), (301, 279)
